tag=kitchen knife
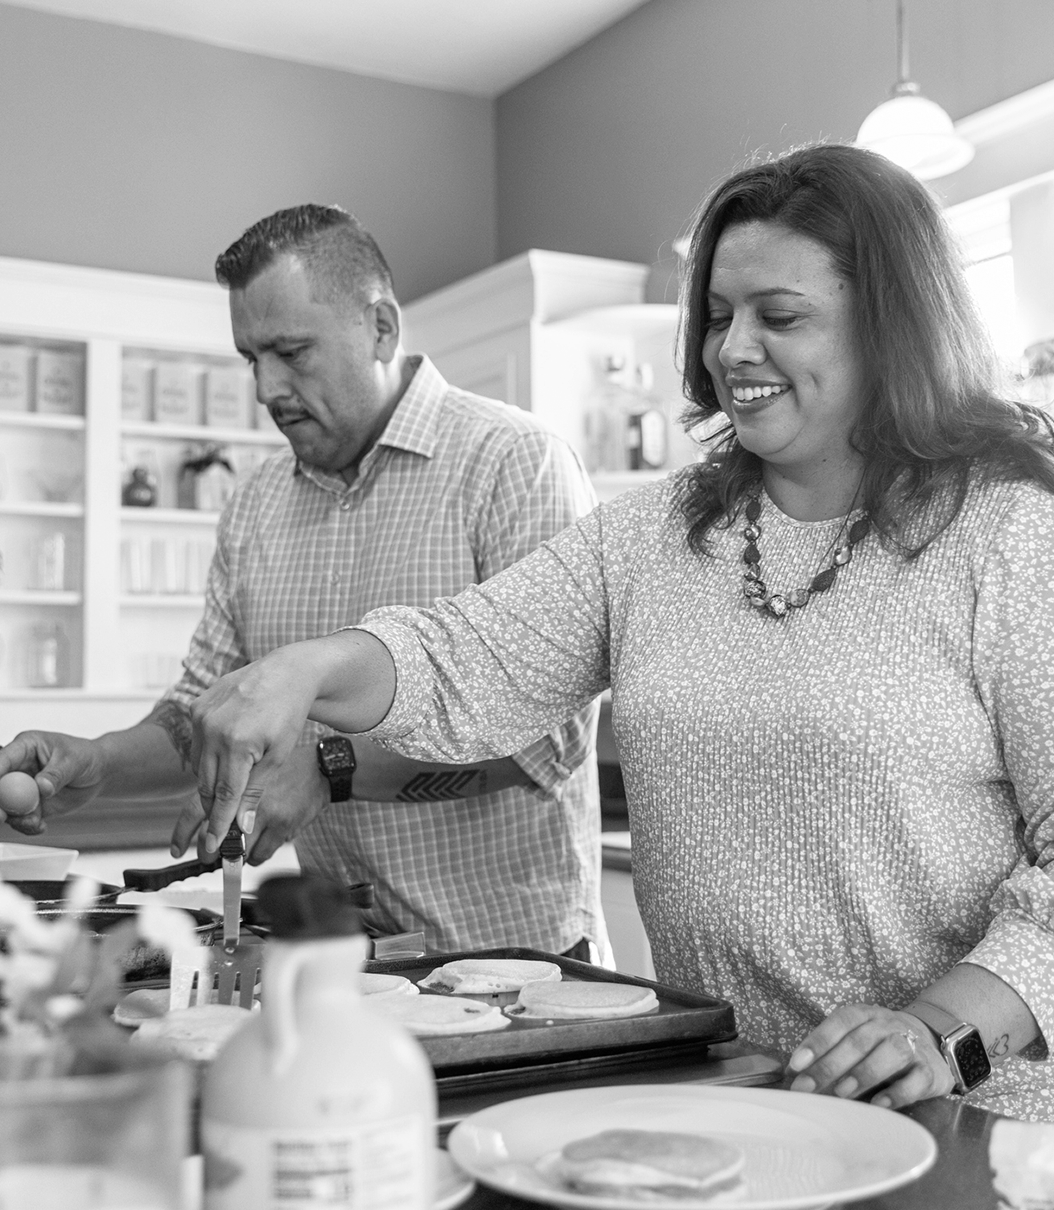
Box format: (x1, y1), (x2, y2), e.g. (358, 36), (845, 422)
(219, 821), (245, 953)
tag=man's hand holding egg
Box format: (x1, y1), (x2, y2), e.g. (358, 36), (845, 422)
(0, 730), (106, 834)
(0, 771), (43, 829)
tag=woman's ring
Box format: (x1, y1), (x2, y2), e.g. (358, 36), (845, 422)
(896, 1028), (920, 1059)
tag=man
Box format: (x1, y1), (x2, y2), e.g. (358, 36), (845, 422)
(0, 204), (605, 958)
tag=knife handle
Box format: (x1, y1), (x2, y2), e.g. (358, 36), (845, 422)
(123, 858), (219, 892)
(219, 821), (244, 861)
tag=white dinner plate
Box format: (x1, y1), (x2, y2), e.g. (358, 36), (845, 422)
(436, 1148), (475, 1210)
(446, 1084), (937, 1210)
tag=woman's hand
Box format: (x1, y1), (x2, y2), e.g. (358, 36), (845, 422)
(787, 1003), (955, 1109)
(189, 646), (327, 852)
(189, 629), (398, 852)
(170, 746), (329, 865)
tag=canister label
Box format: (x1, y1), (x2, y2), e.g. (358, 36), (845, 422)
(201, 1114), (430, 1209)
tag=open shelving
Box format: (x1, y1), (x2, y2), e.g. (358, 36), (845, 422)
(0, 255), (283, 738)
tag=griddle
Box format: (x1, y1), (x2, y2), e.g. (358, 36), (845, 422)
(364, 946), (737, 1091)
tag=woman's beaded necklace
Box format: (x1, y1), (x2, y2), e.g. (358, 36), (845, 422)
(741, 493), (871, 618)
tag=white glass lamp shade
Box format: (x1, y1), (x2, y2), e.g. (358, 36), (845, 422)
(856, 92), (974, 180)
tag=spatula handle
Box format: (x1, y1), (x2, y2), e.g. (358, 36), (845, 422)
(122, 858), (219, 892)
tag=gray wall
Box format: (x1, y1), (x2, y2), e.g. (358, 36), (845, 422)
(2, 0), (1052, 304)
(496, 0), (1054, 301)
(0, 3), (496, 302)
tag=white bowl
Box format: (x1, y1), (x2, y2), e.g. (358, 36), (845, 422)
(0, 843), (79, 881)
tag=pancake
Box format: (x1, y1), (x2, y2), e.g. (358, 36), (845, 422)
(112, 986), (171, 1026)
(546, 1129), (745, 1201)
(380, 994), (510, 1036)
(362, 973), (419, 999)
(418, 958), (561, 996)
(507, 980), (659, 1020)
(130, 1004), (253, 1062)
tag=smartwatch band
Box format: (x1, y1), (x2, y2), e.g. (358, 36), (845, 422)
(906, 999), (992, 1094)
(317, 736), (356, 804)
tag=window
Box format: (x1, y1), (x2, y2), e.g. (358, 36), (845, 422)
(946, 193), (1021, 363)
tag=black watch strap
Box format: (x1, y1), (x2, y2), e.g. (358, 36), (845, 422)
(326, 772), (353, 803)
(317, 737), (356, 804)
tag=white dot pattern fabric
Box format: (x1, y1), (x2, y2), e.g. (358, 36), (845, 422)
(359, 470), (1054, 1119)
(162, 356), (602, 955)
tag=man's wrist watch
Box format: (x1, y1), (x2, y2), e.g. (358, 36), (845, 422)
(316, 737), (356, 803)
(906, 1000), (992, 1094)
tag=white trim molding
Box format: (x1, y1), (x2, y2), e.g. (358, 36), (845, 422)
(955, 78), (1054, 148)
(940, 77), (1054, 207)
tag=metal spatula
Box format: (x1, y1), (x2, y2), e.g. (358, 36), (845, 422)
(167, 934), (263, 1011)
(168, 823), (263, 1011)
(213, 822), (264, 1009)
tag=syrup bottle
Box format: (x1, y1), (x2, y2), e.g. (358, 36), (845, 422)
(200, 874), (436, 1210)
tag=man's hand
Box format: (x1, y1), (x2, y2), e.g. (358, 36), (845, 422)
(170, 745), (328, 865)
(0, 731), (106, 833)
(787, 1002), (955, 1109)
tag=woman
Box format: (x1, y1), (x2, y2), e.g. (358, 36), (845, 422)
(189, 144), (1054, 1119)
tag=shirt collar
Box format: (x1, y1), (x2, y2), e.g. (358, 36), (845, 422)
(293, 354), (447, 490)
(372, 354), (445, 459)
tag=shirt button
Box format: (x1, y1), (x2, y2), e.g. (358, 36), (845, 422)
(330, 572), (341, 586)
(339, 500), (351, 511)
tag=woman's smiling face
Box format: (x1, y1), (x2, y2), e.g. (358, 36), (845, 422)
(702, 220), (865, 479)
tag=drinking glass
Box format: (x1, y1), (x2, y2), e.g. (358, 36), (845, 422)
(0, 1053), (191, 1209)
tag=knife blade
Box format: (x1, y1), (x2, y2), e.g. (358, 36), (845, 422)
(219, 821), (244, 954)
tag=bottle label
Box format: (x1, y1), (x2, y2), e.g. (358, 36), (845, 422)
(201, 1114), (429, 1210)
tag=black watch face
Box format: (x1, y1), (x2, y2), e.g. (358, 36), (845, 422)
(954, 1031), (992, 1090)
(318, 738), (355, 777)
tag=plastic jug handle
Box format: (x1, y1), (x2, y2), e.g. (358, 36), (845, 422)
(263, 942), (311, 1077)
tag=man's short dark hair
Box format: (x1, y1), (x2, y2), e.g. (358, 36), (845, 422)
(215, 204), (395, 306)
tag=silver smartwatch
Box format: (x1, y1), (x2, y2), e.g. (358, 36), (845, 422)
(906, 1000), (992, 1094)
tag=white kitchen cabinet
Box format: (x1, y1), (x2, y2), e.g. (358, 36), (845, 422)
(402, 250), (698, 502)
(0, 256), (283, 742)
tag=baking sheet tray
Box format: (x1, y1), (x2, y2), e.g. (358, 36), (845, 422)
(363, 946), (736, 1073)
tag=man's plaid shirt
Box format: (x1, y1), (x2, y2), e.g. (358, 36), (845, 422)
(163, 356), (602, 953)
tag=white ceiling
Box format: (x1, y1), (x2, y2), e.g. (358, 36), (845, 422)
(6, 0), (652, 96)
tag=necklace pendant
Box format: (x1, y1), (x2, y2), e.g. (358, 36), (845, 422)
(833, 545), (852, 566)
(810, 566), (838, 594)
(788, 588), (810, 608)
(848, 517), (871, 544)
(743, 577), (766, 600)
(766, 593), (790, 617)
(743, 523), (761, 542)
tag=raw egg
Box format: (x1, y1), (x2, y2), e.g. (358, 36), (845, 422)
(0, 771), (41, 816)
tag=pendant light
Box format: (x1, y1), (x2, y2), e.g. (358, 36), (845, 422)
(855, 0), (973, 180)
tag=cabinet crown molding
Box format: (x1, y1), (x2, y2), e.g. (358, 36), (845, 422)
(403, 249), (648, 356)
(0, 255), (234, 352)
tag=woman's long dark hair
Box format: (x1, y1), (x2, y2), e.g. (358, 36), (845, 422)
(677, 143), (1054, 556)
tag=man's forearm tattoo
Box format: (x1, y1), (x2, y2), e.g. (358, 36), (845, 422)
(145, 701), (193, 769)
(396, 769), (486, 802)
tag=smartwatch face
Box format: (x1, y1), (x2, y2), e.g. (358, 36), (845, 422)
(952, 1030), (992, 1091)
(318, 738), (355, 777)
